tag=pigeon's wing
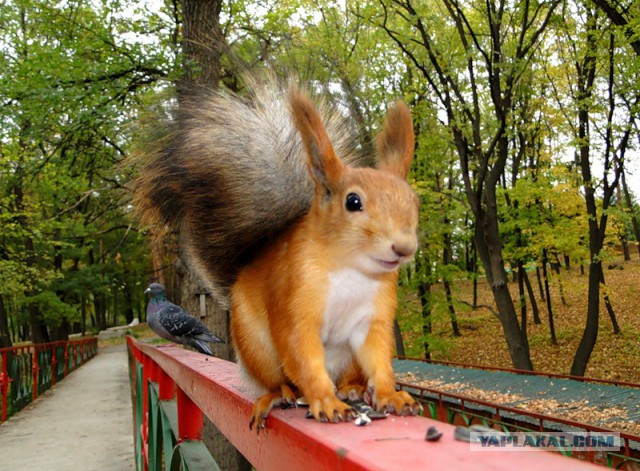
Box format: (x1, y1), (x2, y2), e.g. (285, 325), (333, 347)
(157, 304), (210, 339)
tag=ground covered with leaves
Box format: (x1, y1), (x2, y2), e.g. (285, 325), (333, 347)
(398, 256), (640, 384)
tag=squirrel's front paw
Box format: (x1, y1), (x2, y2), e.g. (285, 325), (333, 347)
(308, 395), (357, 423)
(249, 385), (297, 432)
(374, 390), (422, 416)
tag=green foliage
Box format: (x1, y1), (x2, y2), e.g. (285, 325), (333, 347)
(2, 0), (639, 362)
(20, 291), (79, 326)
(0, 0), (171, 341)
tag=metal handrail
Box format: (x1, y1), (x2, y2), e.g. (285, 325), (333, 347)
(127, 336), (602, 471)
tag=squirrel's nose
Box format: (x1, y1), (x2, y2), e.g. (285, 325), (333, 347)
(392, 238), (417, 258)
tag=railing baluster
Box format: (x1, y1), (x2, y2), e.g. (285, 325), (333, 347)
(176, 386), (203, 442)
(158, 365), (174, 400)
(1, 351), (8, 422)
(32, 345), (38, 402)
(64, 343), (69, 378)
(51, 343), (57, 387)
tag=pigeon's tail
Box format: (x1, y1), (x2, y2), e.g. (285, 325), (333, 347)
(189, 333), (224, 356)
(191, 338), (214, 356)
(130, 73), (367, 308)
(197, 332), (225, 344)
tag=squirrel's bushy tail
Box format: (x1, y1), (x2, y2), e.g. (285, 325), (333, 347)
(132, 76), (366, 305)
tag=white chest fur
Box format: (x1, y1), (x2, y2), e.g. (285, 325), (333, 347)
(321, 268), (380, 381)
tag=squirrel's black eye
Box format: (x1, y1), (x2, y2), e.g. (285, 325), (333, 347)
(345, 192), (363, 212)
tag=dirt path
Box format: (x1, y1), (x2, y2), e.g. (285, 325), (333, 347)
(0, 344), (134, 471)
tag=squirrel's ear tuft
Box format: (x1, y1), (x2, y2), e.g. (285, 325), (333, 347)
(375, 101), (415, 179)
(289, 89), (345, 196)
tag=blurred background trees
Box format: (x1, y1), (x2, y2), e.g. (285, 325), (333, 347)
(1, 0), (638, 381)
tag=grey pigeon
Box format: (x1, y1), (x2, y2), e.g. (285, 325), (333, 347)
(144, 283), (224, 355)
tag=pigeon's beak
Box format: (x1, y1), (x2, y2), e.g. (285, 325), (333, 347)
(144, 288), (151, 295)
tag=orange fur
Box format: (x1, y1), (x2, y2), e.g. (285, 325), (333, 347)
(231, 91), (421, 430)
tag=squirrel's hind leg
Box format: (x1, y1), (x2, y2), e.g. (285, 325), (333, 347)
(336, 359), (366, 403)
(249, 384), (297, 432)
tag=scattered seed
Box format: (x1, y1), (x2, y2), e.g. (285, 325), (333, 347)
(425, 426), (443, 441)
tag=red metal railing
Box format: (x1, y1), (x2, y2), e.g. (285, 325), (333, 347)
(393, 356), (640, 468)
(128, 336), (602, 471)
(0, 337), (98, 422)
(396, 379), (639, 467)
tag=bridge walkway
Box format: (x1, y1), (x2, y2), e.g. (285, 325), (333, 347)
(0, 344), (134, 471)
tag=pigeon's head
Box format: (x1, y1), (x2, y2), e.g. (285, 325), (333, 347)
(144, 283), (166, 298)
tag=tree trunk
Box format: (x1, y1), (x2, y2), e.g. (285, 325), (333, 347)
(124, 285), (134, 325)
(615, 181), (630, 261)
(177, 2), (250, 469)
(393, 319), (405, 357)
(0, 295), (12, 348)
(475, 216), (533, 370)
(571, 261), (601, 375)
(177, 0), (227, 352)
(522, 270), (541, 325)
(517, 260), (526, 335)
(149, 230), (166, 286)
(469, 240), (479, 309)
(542, 249), (557, 345)
(179, 0), (223, 94)
(535, 266), (546, 301)
(28, 303), (49, 344)
(418, 280), (432, 361)
(93, 292), (107, 331)
(24, 236), (49, 343)
(52, 243), (70, 341)
(465, 217), (479, 308)
(442, 211), (460, 337)
(600, 271), (621, 334)
(81, 297), (87, 336)
(620, 169), (640, 258)
(443, 280), (460, 337)
(112, 291), (118, 327)
(619, 236), (630, 261)
(571, 10), (607, 375)
(551, 257), (568, 306)
(340, 77), (375, 158)
(416, 253), (432, 360)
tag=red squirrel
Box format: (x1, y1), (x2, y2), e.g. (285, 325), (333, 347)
(133, 77), (421, 430)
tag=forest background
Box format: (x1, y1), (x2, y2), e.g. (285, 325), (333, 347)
(1, 0), (639, 384)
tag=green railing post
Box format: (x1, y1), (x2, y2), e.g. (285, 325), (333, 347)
(128, 337), (221, 471)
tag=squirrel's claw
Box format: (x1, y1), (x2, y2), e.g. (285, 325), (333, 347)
(250, 384), (298, 433)
(249, 412), (269, 432)
(374, 390), (422, 417)
(408, 400), (423, 416)
(309, 396), (356, 423)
